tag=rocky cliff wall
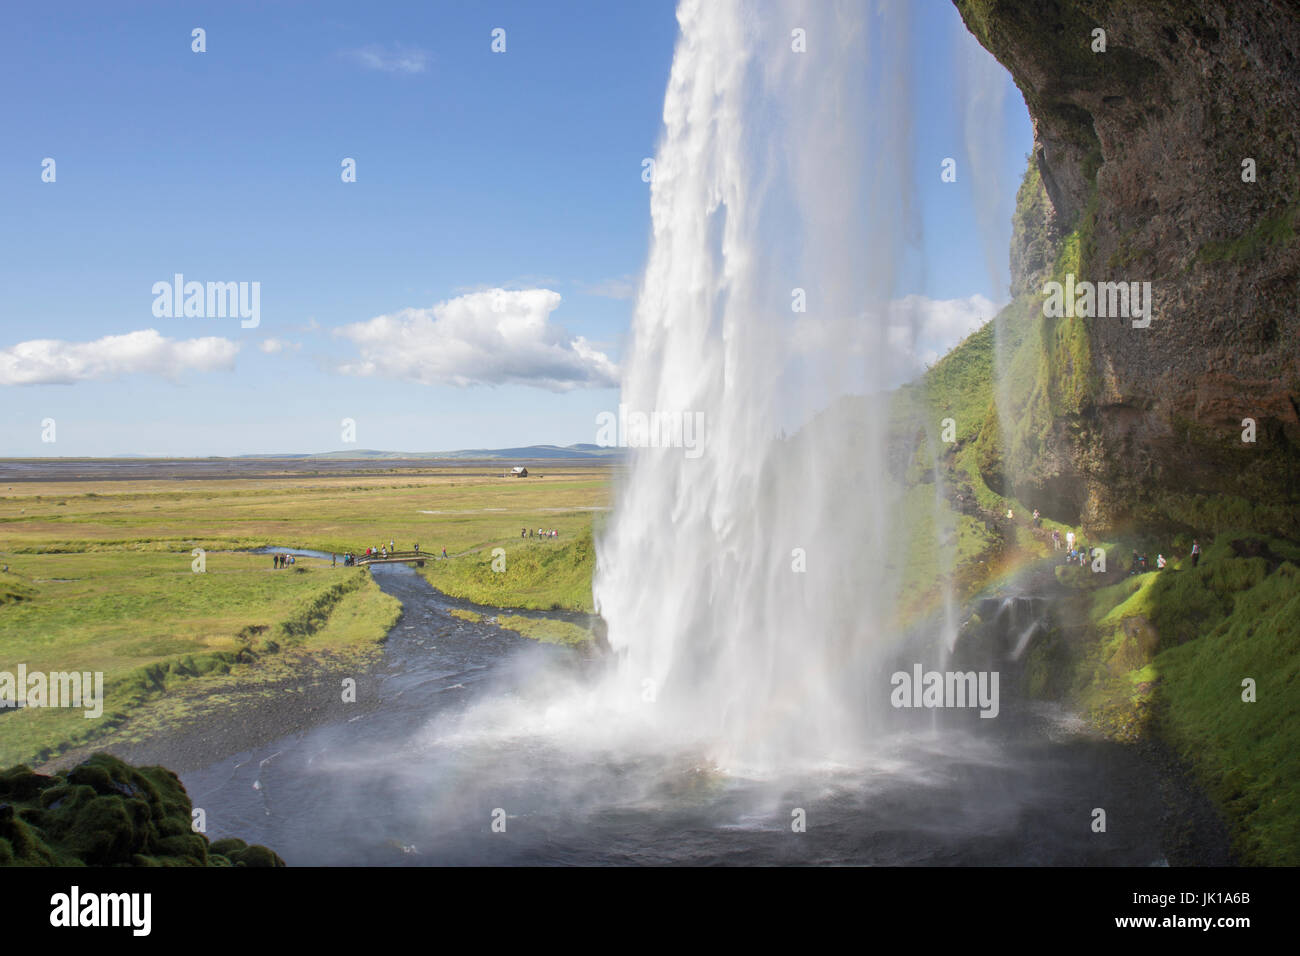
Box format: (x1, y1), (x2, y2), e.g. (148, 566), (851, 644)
(956, 0), (1300, 537)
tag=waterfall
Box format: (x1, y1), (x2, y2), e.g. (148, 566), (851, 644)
(592, 0), (927, 773)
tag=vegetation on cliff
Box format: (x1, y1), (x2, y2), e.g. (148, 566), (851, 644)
(953, 0), (1300, 541)
(895, 145), (1298, 863)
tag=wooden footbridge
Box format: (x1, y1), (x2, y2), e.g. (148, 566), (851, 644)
(353, 550), (432, 567)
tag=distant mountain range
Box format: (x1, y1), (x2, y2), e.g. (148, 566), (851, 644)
(232, 443), (625, 461)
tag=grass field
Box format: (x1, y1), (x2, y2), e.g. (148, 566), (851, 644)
(0, 462), (612, 767)
(0, 464), (610, 556)
(419, 526), (600, 611)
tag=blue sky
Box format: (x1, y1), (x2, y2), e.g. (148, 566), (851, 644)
(0, 0), (1031, 456)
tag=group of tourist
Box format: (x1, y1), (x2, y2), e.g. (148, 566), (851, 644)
(272, 540), (457, 571)
(1129, 550), (1151, 573)
(1050, 528), (1077, 553)
(337, 543), (448, 563)
(1060, 531), (1091, 567)
(991, 495), (1214, 577)
(522, 527), (560, 539)
(1046, 524), (1201, 574)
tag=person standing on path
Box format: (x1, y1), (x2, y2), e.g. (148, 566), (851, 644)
(1192, 540), (1202, 567)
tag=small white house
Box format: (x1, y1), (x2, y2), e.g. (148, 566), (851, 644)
(510, 466), (529, 478)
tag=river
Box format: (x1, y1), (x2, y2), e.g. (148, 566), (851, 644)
(180, 561), (1226, 865)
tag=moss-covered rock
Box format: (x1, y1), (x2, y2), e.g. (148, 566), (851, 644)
(0, 753), (284, 867)
(210, 837), (283, 867)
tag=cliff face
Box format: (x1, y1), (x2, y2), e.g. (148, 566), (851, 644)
(956, 0), (1300, 537)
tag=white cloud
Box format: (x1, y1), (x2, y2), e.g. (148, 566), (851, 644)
(887, 293), (1000, 368)
(790, 293), (1000, 382)
(577, 275), (638, 300)
(336, 289), (619, 391)
(0, 329), (239, 386)
(348, 44), (429, 74)
(259, 337), (300, 354)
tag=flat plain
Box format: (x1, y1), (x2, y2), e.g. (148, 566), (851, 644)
(0, 460), (612, 767)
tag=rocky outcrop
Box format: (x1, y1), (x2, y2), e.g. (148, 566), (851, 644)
(956, 0), (1300, 536)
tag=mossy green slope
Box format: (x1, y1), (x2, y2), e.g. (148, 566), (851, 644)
(1015, 532), (1300, 864)
(1126, 536), (1299, 864)
(419, 529), (597, 612)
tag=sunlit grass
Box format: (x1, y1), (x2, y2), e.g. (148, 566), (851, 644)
(0, 466), (610, 766)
